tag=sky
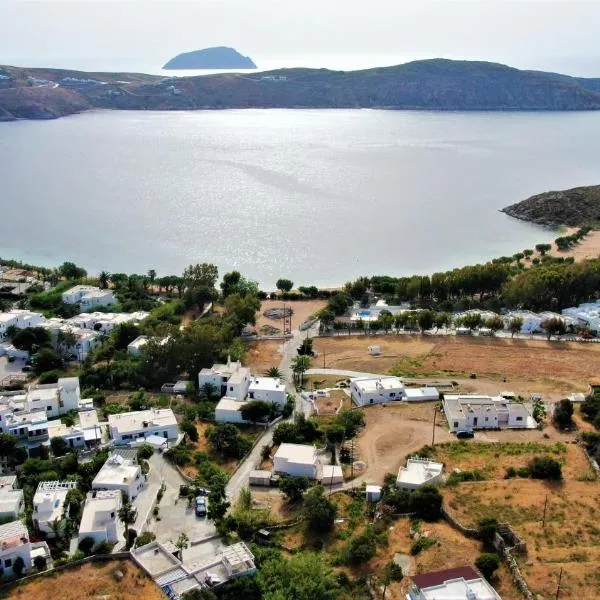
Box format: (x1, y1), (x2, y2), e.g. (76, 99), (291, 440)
(4, 0), (600, 76)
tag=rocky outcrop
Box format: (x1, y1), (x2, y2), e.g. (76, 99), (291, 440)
(501, 185), (600, 227)
(163, 47), (256, 70)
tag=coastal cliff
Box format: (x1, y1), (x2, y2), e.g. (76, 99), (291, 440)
(501, 185), (600, 227)
(3, 59), (600, 121)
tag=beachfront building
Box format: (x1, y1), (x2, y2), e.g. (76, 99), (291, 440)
(61, 285), (117, 310)
(78, 490), (123, 547)
(32, 481), (77, 538)
(397, 458), (444, 492)
(273, 443), (318, 479)
(247, 376), (287, 406)
(0, 520), (51, 577)
(92, 452), (145, 499)
(107, 408), (178, 444)
(198, 357), (251, 400)
(443, 394), (536, 433)
(408, 566), (502, 600)
(0, 477), (24, 521)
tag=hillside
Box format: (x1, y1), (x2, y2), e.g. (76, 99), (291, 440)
(163, 46), (256, 69)
(501, 184), (600, 227)
(3, 58), (600, 120)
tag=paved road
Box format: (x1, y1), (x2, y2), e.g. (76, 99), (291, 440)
(306, 368), (381, 378)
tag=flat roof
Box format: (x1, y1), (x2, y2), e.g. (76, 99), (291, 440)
(93, 454), (140, 487)
(397, 458), (443, 486)
(248, 377), (285, 391)
(79, 492), (120, 534)
(351, 376), (403, 393)
(0, 520), (28, 545)
(108, 408), (177, 434)
(215, 397), (247, 412)
(274, 443), (317, 465)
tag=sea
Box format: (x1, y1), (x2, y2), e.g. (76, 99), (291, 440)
(2, 54), (600, 288)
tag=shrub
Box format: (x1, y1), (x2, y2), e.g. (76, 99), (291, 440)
(528, 456), (562, 480)
(135, 532), (156, 547)
(95, 541), (114, 554)
(345, 529), (377, 565)
(181, 420), (199, 442)
(33, 555), (47, 571)
(410, 536), (437, 555)
(478, 517), (499, 547)
(304, 486), (336, 533)
(137, 443), (154, 460)
(279, 475), (309, 502)
(553, 399), (574, 430)
(37, 370), (61, 384)
(475, 552), (501, 580)
(505, 466), (517, 478)
(409, 485), (443, 521)
(447, 469), (486, 485)
(517, 467), (531, 478)
(78, 536), (95, 555)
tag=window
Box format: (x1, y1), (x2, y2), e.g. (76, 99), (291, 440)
(5, 559), (12, 567)
(163, 431), (168, 438)
(229, 386), (233, 391)
(516, 416), (523, 421)
(390, 392), (395, 398)
(454, 421), (459, 428)
(249, 392), (254, 399)
(47, 406), (52, 412)
(370, 399), (373, 404)
(110, 512), (115, 518)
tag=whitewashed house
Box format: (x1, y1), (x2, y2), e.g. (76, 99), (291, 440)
(107, 408), (178, 444)
(78, 490), (122, 547)
(0, 477), (24, 521)
(92, 452), (145, 499)
(215, 397), (249, 424)
(273, 443), (318, 479)
(47, 410), (102, 450)
(4, 410), (49, 450)
(62, 286), (117, 310)
(443, 394), (536, 433)
(503, 311), (543, 334)
(408, 566), (502, 600)
(198, 358), (250, 400)
(247, 377), (287, 406)
(33, 481), (77, 538)
(397, 458), (444, 492)
(0, 520), (51, 577)
(350, 376), (405, 406)
(0, 310), (46, 341)
(25, 377), (82, 419)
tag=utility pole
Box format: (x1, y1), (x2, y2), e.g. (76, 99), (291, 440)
(350, 438), (355, 480)
(323, 351), (326, 369)
(542, 494), (548, 529)
(431, 407), (437, 446)
(555, 567), (563, 600)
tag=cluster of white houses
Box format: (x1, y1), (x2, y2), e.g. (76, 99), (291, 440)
(199, 358), (287, 424)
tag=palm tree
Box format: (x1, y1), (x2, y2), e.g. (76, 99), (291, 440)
(98, 271), (110, 289)
(291, 355), (311, 387)
(148, 269), (157, 288)
(265, 366), (282, 379)
(175, 531), (189, 560)
(118, 502), (137, 539)
(48, 517), (64, 540)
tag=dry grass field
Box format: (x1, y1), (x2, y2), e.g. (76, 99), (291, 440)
(312, 335), (599, 398)
(244, 339), (284, 374)
(254, 299), (327, 335)
(6, 560), (163, 600)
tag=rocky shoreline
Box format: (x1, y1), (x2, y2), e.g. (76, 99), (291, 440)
(501, 185), (600, 228)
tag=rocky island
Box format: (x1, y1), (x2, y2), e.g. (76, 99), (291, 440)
(4, 59), (600, 121)
(163, 46), (256, 70)
(501, 184), (600, 227)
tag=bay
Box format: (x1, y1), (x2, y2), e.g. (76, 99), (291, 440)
(1, 108), (598, 288)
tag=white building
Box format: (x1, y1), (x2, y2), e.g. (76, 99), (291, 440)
(0, 520), (51, 577)
(503, 311), (543, 335)
(198, 358), (250, 400)
(0, 476), (24, 521)
(41, 320), (102, 361)
(62, 286), (117, 310)
(443, 394), (536, 433)
(248, 376), (287, 406)
(215, 397), (249, 424)
(397, 458), (444, 492)
(47, 409), (103, 450)
(107, 408), (178, 444)
(408, 566), (502, 600)
(33, 481), (77, 538)
(0, 310), (46, 340)
(127, 335), (168, 357)
(273, 443), (318, 479)
(67, 311), (149, 335)
(78, 490), (122, 547)
(350, 376), (405, 406)
(25, 377), (82, 419)
(92, 452), (145, 499)
(4, 410), (49, 449)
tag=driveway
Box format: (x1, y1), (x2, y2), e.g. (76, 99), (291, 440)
(147, 453), (217, 543)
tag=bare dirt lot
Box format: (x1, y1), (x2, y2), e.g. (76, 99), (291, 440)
(315, 390), (348, 415)
(548, 227), (600, 262)
(354, 403), (453, 484)
(255, 299), (326, 335)
(313, 335), (600, 398)
(445, 479), (600, 600)
(6, 559), (163, 600)
(243, 339), (284, 374)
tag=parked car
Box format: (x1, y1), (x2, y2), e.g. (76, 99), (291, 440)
(21, 365), (33, 372)
(456, 430), (474, 439)
(195, 496), (207, 517)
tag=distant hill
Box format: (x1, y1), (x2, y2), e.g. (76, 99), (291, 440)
(163, 47), (256, 70)
(3, 58), (600, 120)
(502, 185), (600, 227)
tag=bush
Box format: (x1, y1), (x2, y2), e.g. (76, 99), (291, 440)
(37, 370), (61, 384)
(279, 475), (309, 502)
(304, 486), (336, 533)
(475, 552), (501, 580)
(181, 420), (199, 442)
(517, 466), (531, 478)
(33, 555), (47, 571)
(410, 536), (437, 555)
(409, 485), (443, 521)
(95, 541), (114, 554)
(528, 456), (562, 480)
(345, 529), (377, 565)
(505, 466), (517, 478)
(478, 517), (499, 547)
(137, 443), (154, 460)
(447, 469), (486, 485)
(553, 399), (574, 430)
(135, 531), (156, 548)
(126, 528), (138, 549)
(78, 536), (95, 555)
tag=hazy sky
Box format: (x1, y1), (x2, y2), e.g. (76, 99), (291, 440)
(5, 0), (600, 75)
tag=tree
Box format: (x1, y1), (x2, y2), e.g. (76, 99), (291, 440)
(33, 347), (63, 375)
(9, 326), (51, 353)
(434, 312), (451, 331)
(58, 261), (87, 280)
(12, 556), (25, 577)
(276, 279), (294, 293)
(65, 487), (85, 518)
(462, 312), (482, 331)
(553, 398), (574, 430)
(379, 310), (394, 334)
(148, 269), (157, 287)
(279, 475), (309, 502)
(137, 443), (155, 461)
(291, 355), (311, 386)
(335, 410), (365, 438)
(509, 317), (523, 337)
(345, 529), (377, 565)
(535, 243), (552, 256)
(304, 486), (336, 532)
(417, 310), (435, 333)
(175, 531), (190, 560)
(478, 517), (499, 547)
(181, 420), (199, 442)
(265, 366), (282, 378)
(475, 553), (501, 580)
(485, 315), (504, 333)
(183, 263), (219, 308)
(409, 485), (443, 521)
(118, 502), (137, 540)
(207, 495), (230, 521)
(532, 398), (547, 424)
(528, 456), (562, 480)
(33, 554), (47, 571)
(258, 552), (340, 600)
(325, 424), (345, 446)
(240, 401), (272, 423)
(273, 422), (302, 445)
(207, 424), (249, 458)
(381, 561), (403, 599)
(98, 271), (110, 289)
(542, 317), (566, 340)
(50, 437), (69, 457)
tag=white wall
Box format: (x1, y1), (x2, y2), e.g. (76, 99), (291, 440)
(248, 387), (286, 407)
(109, 423), (178, 444)
(0, 544), (31, 576)
(215, 408), (247, 424)
(273, 458), (317, 479)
